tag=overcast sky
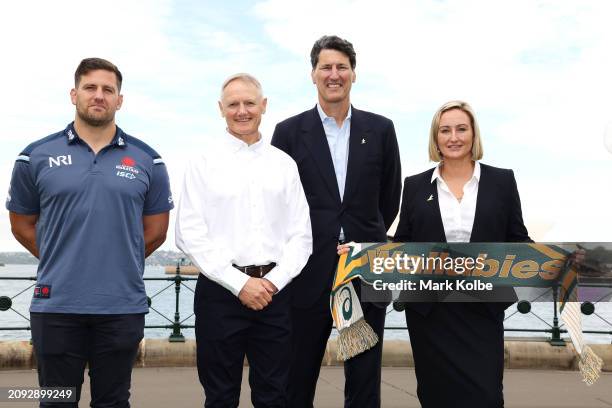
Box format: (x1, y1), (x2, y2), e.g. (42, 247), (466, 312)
(1, 0), (611, 252)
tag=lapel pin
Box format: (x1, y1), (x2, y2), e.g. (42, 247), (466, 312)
(361, 138), (366, 144)
(427, 194), (434, 202)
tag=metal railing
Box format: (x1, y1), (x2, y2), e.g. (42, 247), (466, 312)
(1, 262), (612, 345)
(390, 283), (612, 345)
(0, 263), (197, 342)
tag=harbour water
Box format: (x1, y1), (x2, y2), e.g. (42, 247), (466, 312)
(1, 264), (611, 343)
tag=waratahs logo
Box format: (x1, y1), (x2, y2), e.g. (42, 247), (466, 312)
(116, 156), (140, 179)
(122, 156), (136, 167)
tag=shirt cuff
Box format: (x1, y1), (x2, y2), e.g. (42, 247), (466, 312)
(264, 265), (291, 293)
(221, 265), (251, 297)
(6, 202), (39, 215)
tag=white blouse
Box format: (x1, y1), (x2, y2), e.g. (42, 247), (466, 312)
(431, 162), (481, 243)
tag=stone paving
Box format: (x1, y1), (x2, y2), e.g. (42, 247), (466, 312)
(1, 367), (612, 407)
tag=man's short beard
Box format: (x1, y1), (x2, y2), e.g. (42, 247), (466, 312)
(77, 108), (114, 127)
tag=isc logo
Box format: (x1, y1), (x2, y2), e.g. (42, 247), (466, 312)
(49, 155), (72, 168)
(116, 171), (136, 180)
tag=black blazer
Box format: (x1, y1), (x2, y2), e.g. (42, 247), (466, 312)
(394, 163), (532, 315)
(272, 106), (402, 308)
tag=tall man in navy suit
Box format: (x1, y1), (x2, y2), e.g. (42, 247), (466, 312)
(271, 35), (402, 408)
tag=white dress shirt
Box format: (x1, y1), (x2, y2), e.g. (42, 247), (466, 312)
(431, 162), (481, 243)
(175, 132), (313, 296)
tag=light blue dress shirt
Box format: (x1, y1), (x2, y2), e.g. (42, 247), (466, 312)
(317, 104), (351, 240)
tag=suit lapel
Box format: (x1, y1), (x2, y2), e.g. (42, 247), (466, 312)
(469, 164), (487, 242)
(301, 107), (341, 202)
(342, 108), (370, 205)
(425, 175), (447, 242)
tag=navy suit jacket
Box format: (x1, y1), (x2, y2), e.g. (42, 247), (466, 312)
(272, 106), (402, 308)
(394, 163), (532, 315)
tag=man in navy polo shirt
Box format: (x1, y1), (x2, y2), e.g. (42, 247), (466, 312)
(6, 57), (173, 407)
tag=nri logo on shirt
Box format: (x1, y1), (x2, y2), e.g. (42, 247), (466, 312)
(49, 155), (72, 167)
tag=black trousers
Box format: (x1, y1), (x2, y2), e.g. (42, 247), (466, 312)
(194, 274), (292, 408)
(405, 303), (505, 408)
(30, 312), (144, 408)
(288, 283), (386, 408)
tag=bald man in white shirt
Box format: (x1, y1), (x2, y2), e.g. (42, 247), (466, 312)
(176, 73), (312, 408)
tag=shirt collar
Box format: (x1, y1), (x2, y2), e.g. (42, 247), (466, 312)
(113, 128), (127, 147)
(431, 161), (481, 183)
(316, 103), (352, 124)
(65, 123), (79, 143)
(64, 122), (127, 148)
(223, 130), (264, 153)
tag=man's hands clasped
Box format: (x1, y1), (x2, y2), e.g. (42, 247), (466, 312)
(238, 278), (278, 310)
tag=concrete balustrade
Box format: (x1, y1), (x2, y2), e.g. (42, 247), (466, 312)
(1, 339), (611, 371)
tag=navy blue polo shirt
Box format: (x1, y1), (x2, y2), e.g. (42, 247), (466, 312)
(6, 123), (173, 314)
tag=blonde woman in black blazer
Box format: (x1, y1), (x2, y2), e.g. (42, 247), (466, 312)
(394, 101), (532, 408)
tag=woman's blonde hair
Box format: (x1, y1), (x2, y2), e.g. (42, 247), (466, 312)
(428, 100), (483, 162)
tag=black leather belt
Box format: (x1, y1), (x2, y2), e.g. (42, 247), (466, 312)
(232, 262), (276, 278)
